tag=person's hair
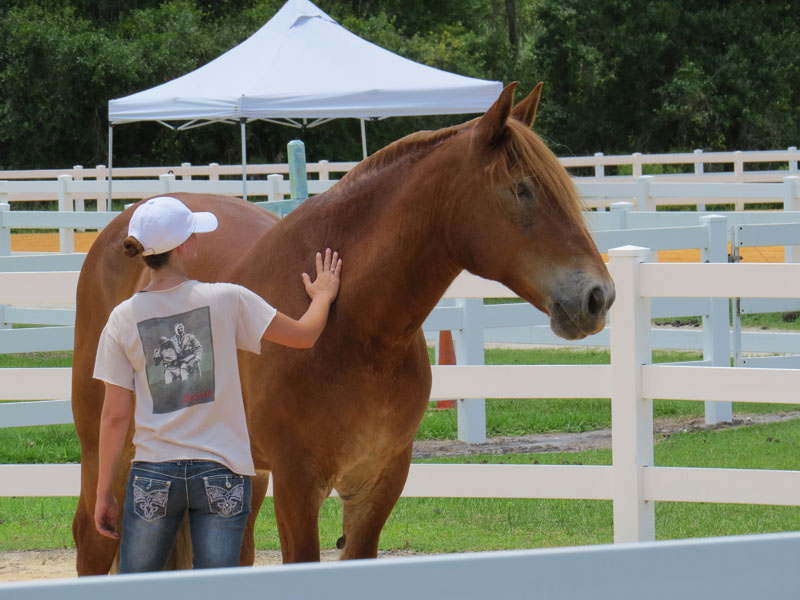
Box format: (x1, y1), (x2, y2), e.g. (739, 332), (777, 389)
(123, 236), (172, 270)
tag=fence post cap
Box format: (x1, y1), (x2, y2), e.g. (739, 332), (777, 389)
(608, 245), (651, 258)
(699, 214), (727, 223)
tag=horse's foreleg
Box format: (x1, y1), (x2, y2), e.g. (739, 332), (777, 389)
(238, 470), (270, 566)
(272, 464), (329, 563)
(338, 443), (413, 560)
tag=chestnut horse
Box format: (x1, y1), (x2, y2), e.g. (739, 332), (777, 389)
(71, 83), (615, 574)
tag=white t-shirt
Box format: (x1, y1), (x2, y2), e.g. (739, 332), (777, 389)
(93, 280), (276, 476)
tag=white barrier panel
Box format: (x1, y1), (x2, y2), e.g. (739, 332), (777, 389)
(0, 271), (79, 305)
(404, 464), (613, 500)
(0, 367), (72, 400)
(640, 263), (800, 298)
(443, 271), (514, 298)
(3, 532), (800, 600)
(1, 464), (81, 496)
(641, 365), (800, 403)
(430, 365), (611, 399)
(645, 467), (800, 505)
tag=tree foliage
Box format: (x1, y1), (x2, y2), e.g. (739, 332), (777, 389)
(0, 0), (797, 169)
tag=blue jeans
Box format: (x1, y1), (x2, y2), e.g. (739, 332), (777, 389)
(119, 460), (252, 573)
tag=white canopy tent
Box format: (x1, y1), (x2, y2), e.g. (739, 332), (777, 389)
(106, 0), (502, 199)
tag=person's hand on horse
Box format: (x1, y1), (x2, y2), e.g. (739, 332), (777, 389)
(94, 491), (120, 540)
(302, 248), (342, 304)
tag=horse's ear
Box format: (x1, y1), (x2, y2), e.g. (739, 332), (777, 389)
(511, 82), (543, 128)
(475, 82), (518, 146)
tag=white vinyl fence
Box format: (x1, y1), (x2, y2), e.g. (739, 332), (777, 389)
(2, 531), (800, 600)
(4, 178), (800, 438)
(1, 145), (797, 186)
(2, 250), (800, 548)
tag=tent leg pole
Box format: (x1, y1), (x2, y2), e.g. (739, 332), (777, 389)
(360, 119), (367, 160)
(240, 118), (248, 202)
(107, 123), (113, 212)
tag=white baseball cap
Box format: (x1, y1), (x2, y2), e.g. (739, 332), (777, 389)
(128, 196), (218, 255)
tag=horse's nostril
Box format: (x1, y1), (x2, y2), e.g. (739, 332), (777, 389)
(586, 286), (605, 317)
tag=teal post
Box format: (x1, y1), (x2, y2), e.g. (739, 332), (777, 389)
(288, 140), (308, 203)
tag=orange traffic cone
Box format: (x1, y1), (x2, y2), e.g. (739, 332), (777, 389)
(436, 330), (457, 409)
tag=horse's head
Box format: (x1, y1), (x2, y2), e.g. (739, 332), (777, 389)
(449, 83), (615, 339)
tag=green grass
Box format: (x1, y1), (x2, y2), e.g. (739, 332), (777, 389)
(0, 351), (73, 368)
(2, 419), (799, 551)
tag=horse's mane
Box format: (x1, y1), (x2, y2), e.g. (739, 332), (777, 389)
(338, 120), (473, 188)
(337, 116), (585, 226)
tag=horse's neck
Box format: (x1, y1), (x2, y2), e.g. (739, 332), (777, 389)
(273, 172), (461, 345)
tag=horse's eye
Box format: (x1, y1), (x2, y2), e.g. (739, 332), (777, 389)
(515, 182), (534, 205)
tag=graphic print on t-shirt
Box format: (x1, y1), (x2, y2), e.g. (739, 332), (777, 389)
(137, 307), (215, 414)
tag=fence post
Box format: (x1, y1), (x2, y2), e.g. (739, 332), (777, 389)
(733, 151), (744, 209)
(594, 152), (605, 178)
(784, 176), (800, 264)
(57, 175), (74, 254)
(789, 147), (798, 173)
(288, 140), (309, 203)
(159, 173), (174, 195)
(452, 298), (486, 444)
(0, 190), (8, 329)
(0, 186), (9, 257)
(693, 150), (706, 211)
(636, 175), (655, 211)
(610, 201), (634, 230)
(72, 165), (85, 224)
(267, 174), (284, 202)
(632, 152), (643, 179)
(700, 215), (732, 424)
(608, 245), (654, 543)
(209, 163), (220, 181)
(96, 164), (108, 211)
(318, 160), (330, 182)
(181, 162), (192, 180)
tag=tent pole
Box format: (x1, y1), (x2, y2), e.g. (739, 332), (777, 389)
(360, 119), (367, 160)
(107, 123), (113, 212)
(240, 117), (248, 201)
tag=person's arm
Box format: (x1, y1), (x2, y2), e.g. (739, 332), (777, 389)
(94, 382), (133, 540)
(263, 248), (342, 349)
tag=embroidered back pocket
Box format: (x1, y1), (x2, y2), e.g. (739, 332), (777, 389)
(203, 475), (246, 517)
(132, 476), (171, 522)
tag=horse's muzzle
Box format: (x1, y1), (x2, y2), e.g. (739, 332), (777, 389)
(547, 277), (616, 340)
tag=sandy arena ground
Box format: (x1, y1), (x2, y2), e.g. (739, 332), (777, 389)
(10, 231), (785, 262)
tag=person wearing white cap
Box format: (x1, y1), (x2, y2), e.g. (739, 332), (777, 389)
(92, 196), (342, 573)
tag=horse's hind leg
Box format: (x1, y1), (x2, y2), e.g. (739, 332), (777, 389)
(337, 443), (413, 560)
(238, 470), (270, 566)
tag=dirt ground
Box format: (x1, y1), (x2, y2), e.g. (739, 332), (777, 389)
(10, 232), (786, 263)
(0, 548), (423, 583)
